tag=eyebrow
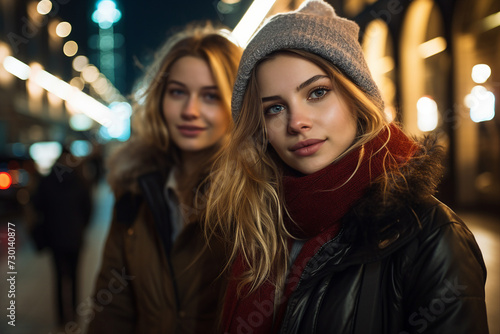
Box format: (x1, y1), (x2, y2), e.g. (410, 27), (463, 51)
(166, 80), (218, 90)
(296, 75), (329, 91)
(261, 74), (329, 103)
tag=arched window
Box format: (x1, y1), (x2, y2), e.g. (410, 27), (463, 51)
(453, 0), (500, 207)
(343, 0), (377, 17)
(362, 19), (396, 122)
(400, 0), (449, 136)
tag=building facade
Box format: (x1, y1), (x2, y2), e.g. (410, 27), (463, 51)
(330, 0), (499, 211)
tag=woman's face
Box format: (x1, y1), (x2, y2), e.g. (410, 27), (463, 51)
(257, 54), (357, 175)
(162, 56), (230, 154)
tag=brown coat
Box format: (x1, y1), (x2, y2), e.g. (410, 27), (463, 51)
(87, 142), (227, 334)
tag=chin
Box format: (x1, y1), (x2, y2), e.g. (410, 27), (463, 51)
(292, 166), (318, 175)
(295, 162), (329, 175)
(179, 145), (203, 152)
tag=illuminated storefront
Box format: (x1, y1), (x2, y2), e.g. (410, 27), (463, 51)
(453, 0), (499, 208)
(349, 0), (499, 210)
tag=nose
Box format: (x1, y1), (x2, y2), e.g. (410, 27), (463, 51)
(287, 106), (312, 135)
(181, 96), (200, 120)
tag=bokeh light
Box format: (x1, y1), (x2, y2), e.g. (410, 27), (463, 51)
(72, 55), (89, 72)
(417, 96), (438, 132)
(69, 77), (85, 90)
(92, 0), (122, 29)
(81, 65), (100, 83)
(56, 22), (72, 38)
(0, 172), (13, 190)
(70, 140), (93, 157)
(37, 0), (52, 15)
(70, 114), (94, 131)
(29, 142), (62, 175)
(63, 41), (78, 57)
(471, 64), (492, 84)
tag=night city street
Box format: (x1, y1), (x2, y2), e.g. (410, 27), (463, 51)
(2, 0), (500, 333)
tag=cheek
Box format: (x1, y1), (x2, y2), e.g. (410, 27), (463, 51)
(161, 99), (175, 122)
(265, 116), (286, 144)
(265, 124), (284, 154)
(338, 111), (357, 138)
(324, 105), (354, 130)
(162, 113), (176, 132)
(265, 120), (277, 146)
(209, 108), (230, 133)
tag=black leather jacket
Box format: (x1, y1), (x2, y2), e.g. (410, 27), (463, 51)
(279, 198), (488, 334)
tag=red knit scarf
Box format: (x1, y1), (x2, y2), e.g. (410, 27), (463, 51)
(223, 124), (418, 334)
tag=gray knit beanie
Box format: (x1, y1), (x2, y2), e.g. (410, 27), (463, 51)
(231, 0), (383, 119)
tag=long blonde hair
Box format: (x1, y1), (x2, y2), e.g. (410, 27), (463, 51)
(129, 22), (242, 206)
(205, 49), (390, 295)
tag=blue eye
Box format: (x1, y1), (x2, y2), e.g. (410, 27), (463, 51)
(309, 88), (329, 100)
(169, 89), (186, 97)
(264, 104), (285, 115)
(203, 92), (220, 102)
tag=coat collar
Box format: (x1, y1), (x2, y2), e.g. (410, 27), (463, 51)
(343, 134), (445, 246)
(301, 135), (446, 274)
(107, 140), (171, 197)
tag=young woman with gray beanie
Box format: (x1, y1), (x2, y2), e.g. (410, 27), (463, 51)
(204, 0), (488, 333)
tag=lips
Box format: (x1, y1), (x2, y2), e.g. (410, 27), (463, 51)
(177, 125), (206, 137)
(289, 139), (325, 157)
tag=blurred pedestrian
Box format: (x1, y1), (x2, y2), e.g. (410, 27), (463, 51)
(81, 142), (105, 187)
(204, 1), (489, 333)
(32, 147), (92, 327)
(87, 22), (242, 333)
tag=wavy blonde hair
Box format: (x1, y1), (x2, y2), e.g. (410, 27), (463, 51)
(205, 49), (391, 295)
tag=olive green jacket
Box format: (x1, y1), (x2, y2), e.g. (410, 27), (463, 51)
(87, 142), (227, 334)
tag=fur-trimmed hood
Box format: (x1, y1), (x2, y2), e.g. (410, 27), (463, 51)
(106, 140), (172, 197)
(348, 134), (446, 240)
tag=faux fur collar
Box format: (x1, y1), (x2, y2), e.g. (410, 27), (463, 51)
(106, 140), (171, 197)
(346, 134), (446, 242)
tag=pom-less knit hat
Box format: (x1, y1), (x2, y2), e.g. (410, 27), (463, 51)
(231, 0), (383, 119)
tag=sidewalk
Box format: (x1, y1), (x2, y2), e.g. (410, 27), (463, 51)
(0, 180), (113, 334)
(458, 210), (500, 334)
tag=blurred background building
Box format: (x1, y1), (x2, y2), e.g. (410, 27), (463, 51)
(345, 0), (500, 213)
(0, 0), (499, 333)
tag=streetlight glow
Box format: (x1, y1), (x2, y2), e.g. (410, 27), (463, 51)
(418, 37), (447, 59)
(37, 0), (52, 15)
(466, 86), (496, 123)
(471, 64), (491, 84)
(92, 0), (122, 29)
(3, 55), (116, 126)
(417, 96), (439, 132)
(231, 0), (277, 48)
(56, 22), (72, 38)
(63, 41), (78, 57)
(2, 56), (31, 80)
(72, 55), (89, 72)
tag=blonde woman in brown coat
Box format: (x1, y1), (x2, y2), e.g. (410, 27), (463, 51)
(87, 23), (242, 334)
